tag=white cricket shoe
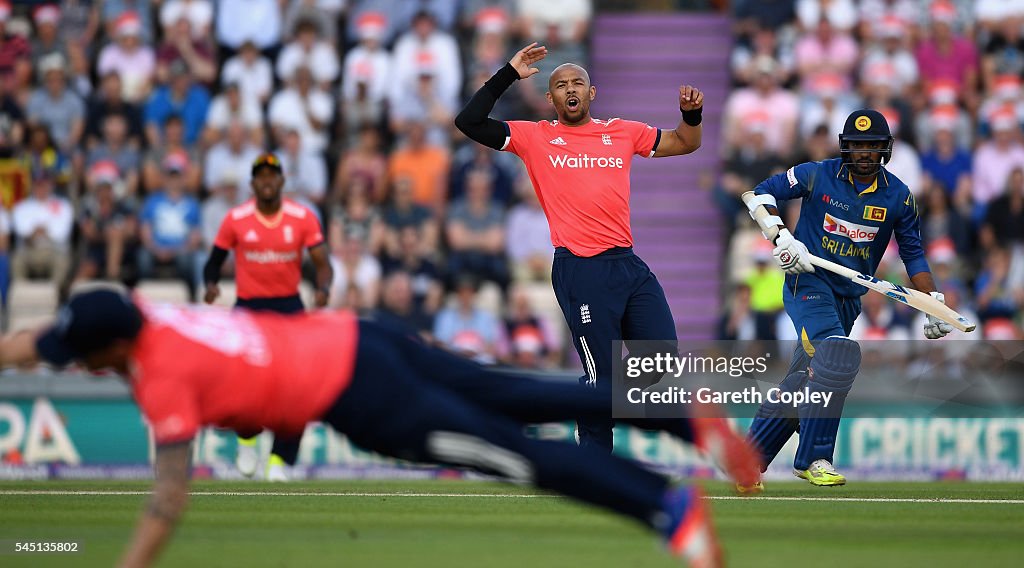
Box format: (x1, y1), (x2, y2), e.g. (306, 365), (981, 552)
(265, 454), (289, 482)
(235, 438), (259, 478)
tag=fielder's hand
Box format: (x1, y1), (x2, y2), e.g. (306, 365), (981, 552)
(924, 292), (954, 339)
(679, 85), (704, 111)
(509, 42), (547, 79)
(772, 229), (814, 275)
(203, 283), (220, 304)
(314, 289), (329, 308)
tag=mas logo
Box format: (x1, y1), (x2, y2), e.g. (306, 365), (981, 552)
(863, 206), (887, 222)
(823, 213), (878, 243)
(822, 194), (850, 211)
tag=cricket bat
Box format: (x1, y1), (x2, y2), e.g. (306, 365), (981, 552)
(741, 191), (976, 333)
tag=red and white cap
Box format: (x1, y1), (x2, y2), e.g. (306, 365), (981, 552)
(989, 106), (1018, 131)
(876, 15), (906, 38)
(930, 104), (959, 132)
(862, 60), (898, 87)
(993, 74), (1022, 101)
(809, 73), (844, 98)
(927, 238), (956, 265)
(879, 107), (901, 136)
(115, 11), (143, 37)
(752, 238), (774, 262)
(927, 79), (958, 105)
(930, 0), (957, 24)
(89, 160), (121, 186)
(356, 11), (386, 41)
(742, 109), (772, 135)
(475, 7), (508, 34)
(984, 318), (1019, 340)
(0, 1), (11, 22)
(511, 327), (543, 355)
(33, 4), (61, 26)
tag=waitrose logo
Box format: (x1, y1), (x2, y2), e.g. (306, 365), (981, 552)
(548, 154), (624, 169)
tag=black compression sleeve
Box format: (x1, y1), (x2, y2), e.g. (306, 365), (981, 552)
(454, 63), (519, 151)
(202, 246), (228, 285)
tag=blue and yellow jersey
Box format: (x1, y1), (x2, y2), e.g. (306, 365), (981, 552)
(753, 158), (930, 298)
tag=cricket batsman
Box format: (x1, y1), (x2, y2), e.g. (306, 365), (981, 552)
(742, 109), (953, 489)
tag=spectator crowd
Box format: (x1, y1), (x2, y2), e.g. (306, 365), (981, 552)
(10, 0), (1010, 371)
(0, 0), (595, 369)
(720, 0), (1024, 343)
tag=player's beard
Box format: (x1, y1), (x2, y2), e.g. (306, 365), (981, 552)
(851, 152), (881, 176)
(561, 100), (587, 124)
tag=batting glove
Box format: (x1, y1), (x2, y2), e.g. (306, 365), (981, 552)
(924, 292), (954, 339)
(772, 229), (814, 275)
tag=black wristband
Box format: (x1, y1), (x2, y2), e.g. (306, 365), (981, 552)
(681, 107), (702, 126)
(484, 63), (520, 98)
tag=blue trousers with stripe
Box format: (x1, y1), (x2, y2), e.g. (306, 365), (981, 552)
(747, 273), (861, 469)
(322, 320), (681, 526)
(551, 247), (678, 451)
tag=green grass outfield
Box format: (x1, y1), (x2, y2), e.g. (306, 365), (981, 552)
(1, 480), (1022, 567)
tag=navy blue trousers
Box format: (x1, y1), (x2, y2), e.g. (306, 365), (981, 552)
(321, 321), (679, 526)
(551, 247), (678, 451)
(236, 295), (305, 465)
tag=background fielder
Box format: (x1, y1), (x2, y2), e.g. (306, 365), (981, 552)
(202, 153), (333, 480)
(744, 109), (953, 488)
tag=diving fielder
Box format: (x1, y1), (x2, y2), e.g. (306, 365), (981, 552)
(743, 109), (953, 489)
(2, 285), (763, 568)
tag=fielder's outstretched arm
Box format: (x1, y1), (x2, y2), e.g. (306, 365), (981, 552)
(0, 329), (42, 367)
(455, 42), (547, 150)
(651, 86), (703, 157)
(118, 440), (192, 568)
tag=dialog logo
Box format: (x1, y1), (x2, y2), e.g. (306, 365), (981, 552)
(823, 214), (878, 242)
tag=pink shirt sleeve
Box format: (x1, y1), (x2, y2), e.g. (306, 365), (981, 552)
(138, 376), (200, 445)
(304, 211), (325, 248)
(621, 119), (660, 157)
(213, 215), (236, 250)
(504, 120), (536, 156)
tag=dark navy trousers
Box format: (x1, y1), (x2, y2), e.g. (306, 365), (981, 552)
(322, 321), (682, 526)
(551, 247), (678, 451)
(236, 294), (305, 465)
